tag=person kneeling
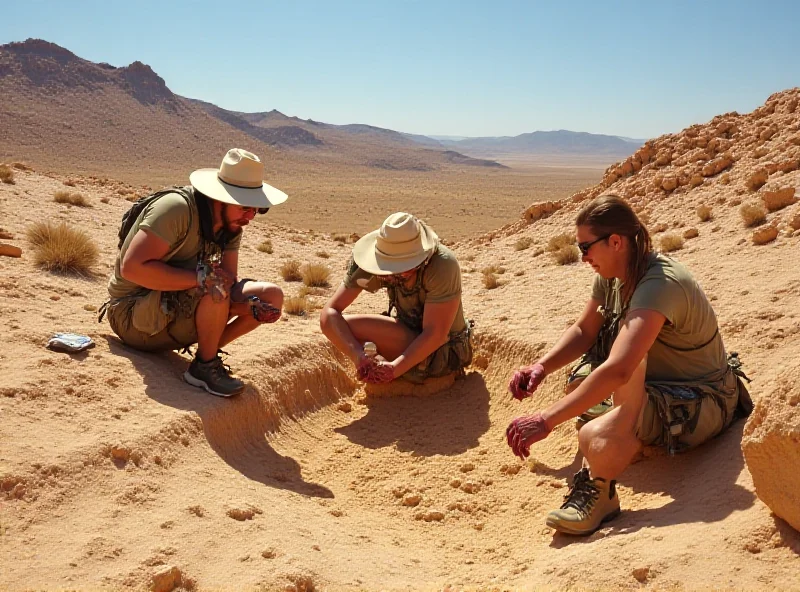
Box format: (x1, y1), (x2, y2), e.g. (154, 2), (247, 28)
(320, 212), (472, 387)
(505, 195), (751, 536)
(100, 149), (288, 398)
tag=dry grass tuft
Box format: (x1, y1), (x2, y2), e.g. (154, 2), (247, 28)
(301, 263), (331, 287)
(0, 165), (15, 185)
(514, 236), (533, 251)
(280, 259), (302, 282)
(481, 264), (506, 275)
(332, 233), (349, 243)
(54, 190), (90, 207)
(25, 221), (99, 275)
(697, 205), (713, 222)
(553, 246), (580, 265)
(659, 233), (685, 253)
(257, 239), (273, 254)
(298, 285), (328, 298)
(315, 251), (330, 259)
(740, 204), (767, 228)
(482, 273), (500, 289)
(752, 225), (778, 245)
(547, 232), (575, 252)
(284, 296), (311, 316)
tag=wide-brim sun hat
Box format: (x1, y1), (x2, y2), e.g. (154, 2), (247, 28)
(189, 148), (288, 208)
(352, 212), (439, 275)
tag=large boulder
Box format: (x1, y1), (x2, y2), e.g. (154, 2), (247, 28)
(742, 362), (800, 532)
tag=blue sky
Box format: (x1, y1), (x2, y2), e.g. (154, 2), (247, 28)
(3, 1), (798, 139)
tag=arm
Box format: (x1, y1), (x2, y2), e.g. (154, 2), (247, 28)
(541, 308), (666, 428)
(120, 229), (197, 291)
(389, 297), (460, 377)
(319, 283), (365, 364)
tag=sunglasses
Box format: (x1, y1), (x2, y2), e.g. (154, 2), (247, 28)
(243, 206), (270, 215)
(577, 234), (610, 256)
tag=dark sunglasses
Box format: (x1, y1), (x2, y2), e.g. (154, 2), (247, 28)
(577, 234), (610, 256)
(243, 206), (270, 215)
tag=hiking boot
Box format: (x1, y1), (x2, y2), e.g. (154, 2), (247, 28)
(576, 398), (613, 429)
(183, 354), (245, 397)
(545, 468), (621, 535)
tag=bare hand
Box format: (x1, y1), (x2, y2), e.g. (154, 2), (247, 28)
(508, 362), (546, 401)
(506, 412), (551, 459)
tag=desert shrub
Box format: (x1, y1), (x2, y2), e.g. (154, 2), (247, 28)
(280, 259), (302, 281)
(547, 232), (575, 252)
(482, 273), (500, 289)
(301, 263), (331, 287)
(25, 221), (99, 275)
(332, 233), (348, 243)
(659, 233), (684, 253)
(284, 296), (310, 316)
(514, 236), (533, 251)
(752, 225), (778, 245)
(54, 191), (90, 207)
(257, 239), (273, 254)
(298, 285), (327, 298)
(740, 204), (767, 228)
(0, 165), (15, 184)
(683, 228), (699, 239)
(481, 264), (506, 275)
(315, 251), (330, 259)
(697, 205), (713, 222)
(553, 245), (580, 265)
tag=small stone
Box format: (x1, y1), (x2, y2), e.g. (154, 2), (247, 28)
(632, 566), (650, 583)
(336, 401), (352, 413)
(459, 463), (475, 473)
(460, 481), (481, 494)
(261, 548), (277, 559)
(423, 510), (445, 522)
(50, 295), (60, 301)
(402, 494), (422, 507)
(0, 243), (22, 258)
(151, 565), (181, 592)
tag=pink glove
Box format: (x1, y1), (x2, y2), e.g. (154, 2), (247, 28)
(364, 360), (394, 384)
(508, 363), (546, 401)
(506, 412), (551, 459)
(248, 297), (281, 323)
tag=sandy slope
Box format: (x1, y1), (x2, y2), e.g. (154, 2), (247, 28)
(0, 146), (799, 592)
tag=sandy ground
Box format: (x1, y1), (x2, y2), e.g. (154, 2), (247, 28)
(1, 163), (799, 592)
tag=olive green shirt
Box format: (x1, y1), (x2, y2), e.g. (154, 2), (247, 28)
(108, 189), (241, 298)
(591, 253), (727, 384)
(343, 244), (467, 334)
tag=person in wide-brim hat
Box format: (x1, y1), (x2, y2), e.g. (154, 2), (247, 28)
(102, 148), (289, 399)
(320, 212), (473, 387)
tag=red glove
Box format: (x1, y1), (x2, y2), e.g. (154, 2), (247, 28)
(365, 360), (394, 384)
(506, 412), (551, 459)
(248, 297), (281, 323)
(508, 363), (546, 401)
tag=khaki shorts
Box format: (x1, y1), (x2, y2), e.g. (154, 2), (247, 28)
(107, 293), (199, 352)
(401, 323), (474, 384)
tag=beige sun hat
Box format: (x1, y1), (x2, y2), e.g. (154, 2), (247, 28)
(189, 148), (288, 208)
(352, 212), (439, 275)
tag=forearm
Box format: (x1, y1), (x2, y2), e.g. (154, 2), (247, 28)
(391, 329), (448, 377)
(320, 309), (364, 363)
(122, 261), (198, 292)
(542, 363), (625, 428)
(538, 325), (596, 374)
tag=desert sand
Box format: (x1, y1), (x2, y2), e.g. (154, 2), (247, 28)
(1, 90), (800, 592)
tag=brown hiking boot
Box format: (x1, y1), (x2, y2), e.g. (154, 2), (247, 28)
(183, 354), (245, 397)
(545, 468), (621, 535)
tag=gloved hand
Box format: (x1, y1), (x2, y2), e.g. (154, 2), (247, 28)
(506, 412), (551, 459)
(356, 356), (395, 384)
(508, 362), (546, 400)
(198, 264), (236, 302)
(247, 296), (282, 323)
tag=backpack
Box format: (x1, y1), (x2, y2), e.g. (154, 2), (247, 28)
(117, 186), (194, 249)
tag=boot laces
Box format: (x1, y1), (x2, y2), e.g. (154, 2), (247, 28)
(561, 470), (600, 518)
(208, 355), (234, 380)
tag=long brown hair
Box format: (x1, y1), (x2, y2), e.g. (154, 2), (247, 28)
(576, 195), (653, 304)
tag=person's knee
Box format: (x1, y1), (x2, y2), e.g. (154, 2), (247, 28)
(259, 283), (284, 308)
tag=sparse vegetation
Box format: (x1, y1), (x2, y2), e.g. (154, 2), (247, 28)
(257, 239), (273, 254)
(0, 165), (15, 185)
(659, 233), (685, 253)
(547, 232), (575, 252)
(284, 296), (310, 316)
(315, 251), (330, 259)
(26, 221), (99, 275)
(332, 233), (348, 243)
(481, 264), (506, 275)
(54, 190), (90, 207)
(280, 259), (302, 282)
(740, 204), (767, 228)
(298, 285), (328, 298)
(553, 245), (580, 265)
(301, 263), (331, 287)
(514, 236), (533, 251)
(697, 205), (713, 222)
(482, 273), (500, 289)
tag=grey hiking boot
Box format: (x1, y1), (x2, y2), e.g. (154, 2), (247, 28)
(183, 354), (245, 397)
(545, 468), (621, 535)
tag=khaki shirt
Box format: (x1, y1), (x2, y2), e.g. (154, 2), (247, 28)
(343, 244), (467, 334)
(108, 189), (241, 299)
(591, 253), (727, 384)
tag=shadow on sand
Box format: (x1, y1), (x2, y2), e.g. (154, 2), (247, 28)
(103, 336), (334, 499)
